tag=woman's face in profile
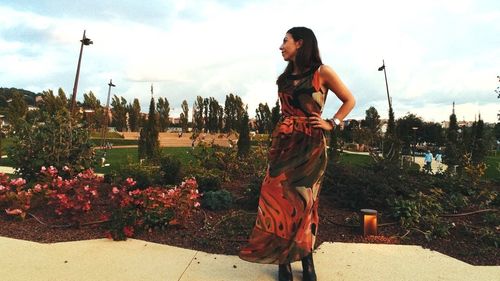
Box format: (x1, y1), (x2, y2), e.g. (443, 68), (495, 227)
(280, 33), (300, 62)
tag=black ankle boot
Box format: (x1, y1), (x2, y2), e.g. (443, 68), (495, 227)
(301, 253), (317, 281)
(278, 263), (293, 281)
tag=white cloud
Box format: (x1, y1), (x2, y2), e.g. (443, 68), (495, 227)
(0, 0), (498, 123)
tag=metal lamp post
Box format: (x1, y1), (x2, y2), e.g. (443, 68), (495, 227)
(378, 60), (392, 110)
(412, 127), (418, 162)
(100, 79), (116, 149)
(70, 30), (93, 114)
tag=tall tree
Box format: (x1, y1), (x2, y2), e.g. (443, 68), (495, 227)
(361, 106), (381, 146)
(192, 96), (204, 132)
(271, 99), (281, 131)
(224, 93), (244, 132)
(217, 106), (224, 132)
(444, 103), (460, 168)
(255, 102), (272, 134)
(387, 106), (396, 137)
(111, 95), (128, 132)
(208, 97), (221, 133)
(138, 97), (159, 160)
(180, 100), (189, 132)
(6, 91), (28, 127)
(470, 115), (487, 164)
(362, 106), (381, 133)
(396, 113), (424, 153)
(128, 98), (141, 132)
(341, 119), (359, 143)
(238, 107), (250, 156)
(82, 91), (103, 130)
(40, 88), (69, 116)
(157, 97), (170, 132)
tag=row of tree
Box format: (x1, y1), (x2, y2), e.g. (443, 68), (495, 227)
(0, 87), (283, 135)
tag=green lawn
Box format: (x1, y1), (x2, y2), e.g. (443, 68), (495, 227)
(338, 152), (373, 166)
(484, 154), (500, 181)
(89, 138), (138, 146)
(93, 147), (195, 173)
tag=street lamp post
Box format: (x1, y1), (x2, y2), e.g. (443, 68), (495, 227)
(378, 59), (395, 137)
(70, 30), (93, 115)
(412, 127), (418, 162)
(100, 79), (116, 149)
(378, 59), (392, 109)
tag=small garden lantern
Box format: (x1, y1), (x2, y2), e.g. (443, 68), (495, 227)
(360, 209), (378, 236)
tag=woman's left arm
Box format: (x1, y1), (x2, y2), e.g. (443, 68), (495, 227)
(311, 65), (356, 130)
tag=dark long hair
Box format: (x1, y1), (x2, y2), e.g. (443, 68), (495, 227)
(277, 27), (323, 87)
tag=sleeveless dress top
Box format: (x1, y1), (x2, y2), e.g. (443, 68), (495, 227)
(239, 65), (329, 264)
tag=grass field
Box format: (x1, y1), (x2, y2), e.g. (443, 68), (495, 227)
(93, 147), (195, 173)
(484, 154), (500, 181)
(338, 152), (373, 166)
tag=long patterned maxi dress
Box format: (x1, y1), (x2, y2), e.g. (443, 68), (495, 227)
(239, 65), (328, 264)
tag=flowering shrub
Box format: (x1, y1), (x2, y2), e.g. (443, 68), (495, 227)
(105, 177), (201, 240)
(0, 174), (31, 219)
(0, 167), (101, 224)
(42, 167), (101, 224)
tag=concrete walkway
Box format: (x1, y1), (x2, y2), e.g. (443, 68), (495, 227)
(0, 237), (498, 281)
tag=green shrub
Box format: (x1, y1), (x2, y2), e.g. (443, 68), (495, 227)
(158, 155), (182, 185)
(107, 163), (158, 189)
(7, 112), (94, 181)
(202, 189), (233, 211)
(197, 174), (222, 193)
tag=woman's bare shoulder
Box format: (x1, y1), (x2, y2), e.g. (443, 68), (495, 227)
(319, 64), (337, 77)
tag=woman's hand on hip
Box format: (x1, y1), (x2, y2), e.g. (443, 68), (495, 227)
(310, 112), (333, 131)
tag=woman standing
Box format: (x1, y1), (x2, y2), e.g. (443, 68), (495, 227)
(239, 27), (355, 281)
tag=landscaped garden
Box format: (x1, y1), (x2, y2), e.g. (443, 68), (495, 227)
(0, 88), (498, 267)
(1, 142), (498, 265)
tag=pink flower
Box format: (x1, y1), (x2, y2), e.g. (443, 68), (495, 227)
(123, 226), (134, 237)
(185, 178), (197, 187)
(125, 178), (136, 186)
(33, 184), (42, 193)
(5, 208), (23, 215)
(40, 166), (46, 172)
(194, 202), (201, 208)
(0, 185), (7, 192)
(130, 189), (141, 196)
(112, 187), (120, 194)
(10, 178), (26, 187)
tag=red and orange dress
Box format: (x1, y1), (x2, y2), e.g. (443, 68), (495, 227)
(239, 65), (328, 264)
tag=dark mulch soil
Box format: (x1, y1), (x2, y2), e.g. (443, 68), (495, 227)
(0, 193), (498, 266)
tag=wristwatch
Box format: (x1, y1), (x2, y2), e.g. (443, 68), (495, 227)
(327, 117), (341, 129)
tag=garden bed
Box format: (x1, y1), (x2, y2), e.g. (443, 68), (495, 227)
(0, 190), (497, 266)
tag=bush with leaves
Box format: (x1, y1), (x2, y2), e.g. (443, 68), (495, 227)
(7, 112), (94, 182)
(0, 167), (101, 224)
(201, 189), (233, 211)
(0, 175), (31, 219)
(197, 173), (222, 193)
(105, 178), (201, 240)
(188, 141), (268, 183)
(106, 163), (159, 189)
(158, 154), (182, 185)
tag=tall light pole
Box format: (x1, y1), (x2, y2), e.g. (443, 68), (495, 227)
(378, 60), (395, 136)
(70, 30), (93, 115)
(101, 79), (116, 149)
(412, 127), (418, 162)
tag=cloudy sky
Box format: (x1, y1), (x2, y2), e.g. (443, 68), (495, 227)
(1, 0), (498, 123)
